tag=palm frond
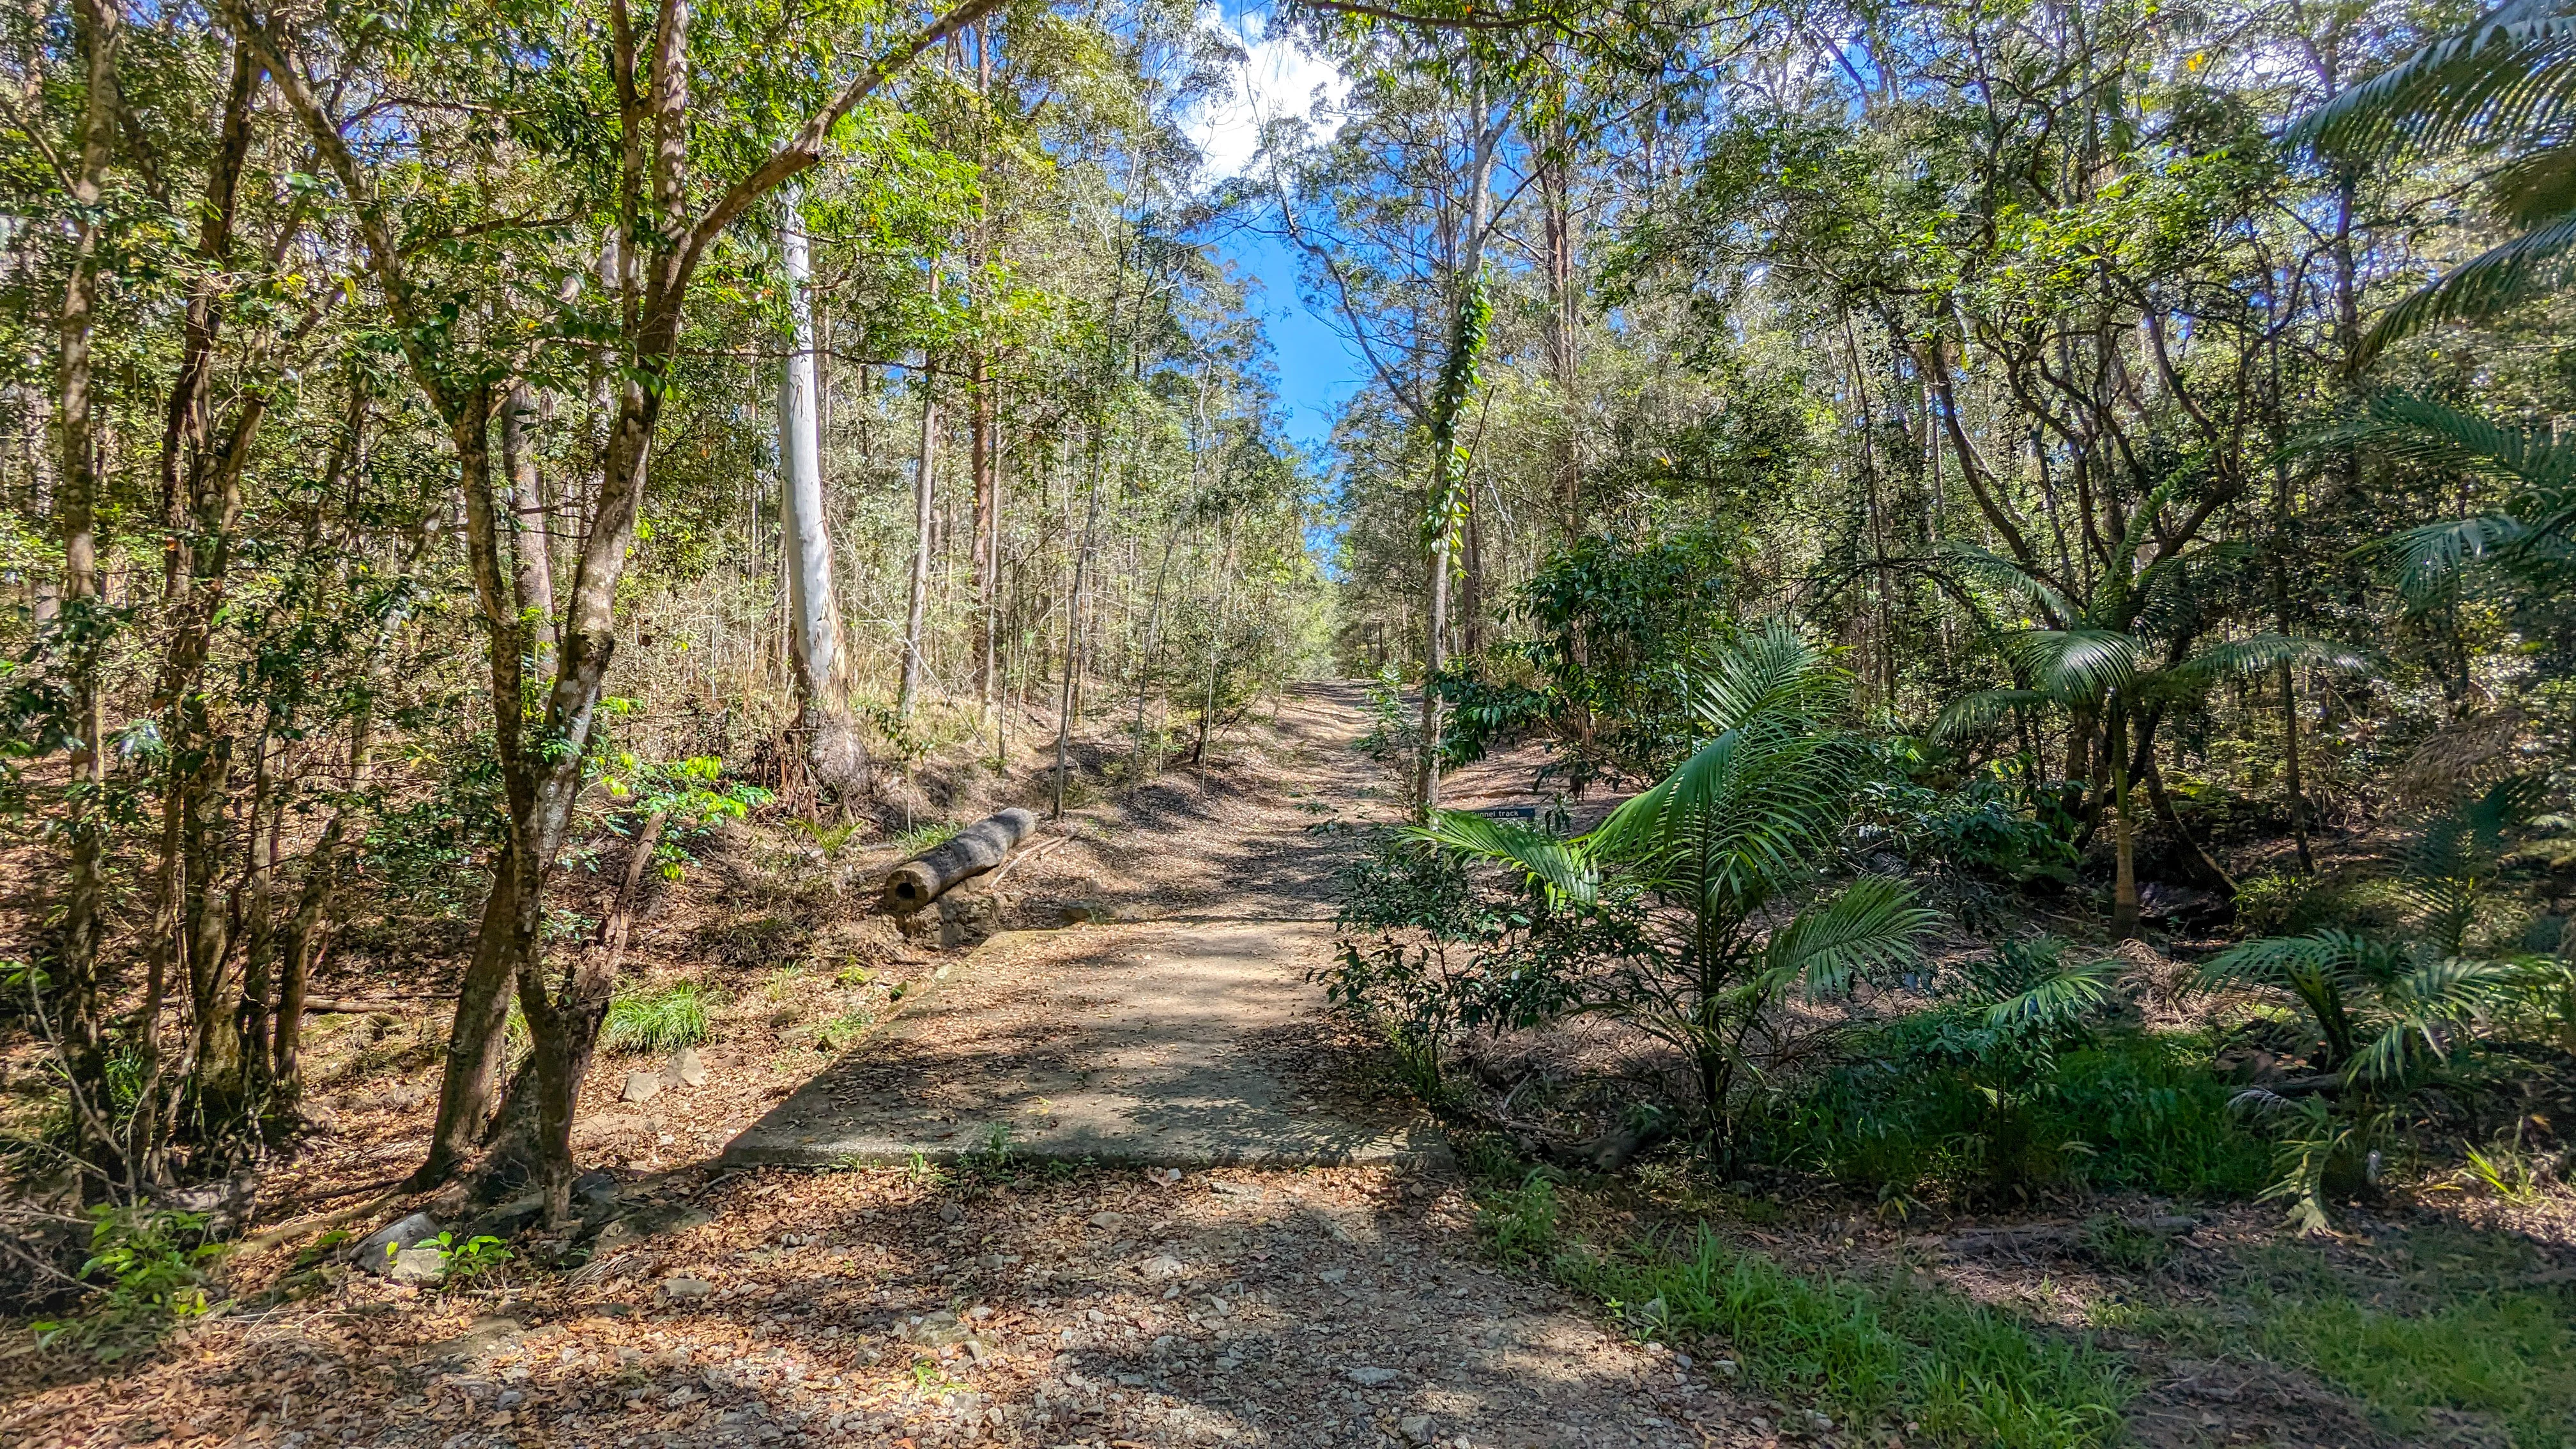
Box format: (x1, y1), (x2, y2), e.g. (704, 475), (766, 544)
(1932, 687), (2051, 741)
(2293, 1), (2576, 162)
(2306, 392), (2576, 486)
(2377, 515), (2532, 602)
(2488, 145), (2576, 223)
(1690, 617), (1841, 735)
(2359, 210), (2576, 364)
(1601, 726), (1857, 909)
(2007, 628), (2142, 703)
(2108, 480), (2182, 599)
(1756, 873), (1938, 998)
(1940, 543), (2080, 627)
(1411, 810), (1600, 907)
(2199, 930), (2367, 992)
(2163, 634), (2377, 687)
(1984, 953), (2122, 1029)
(2344, 956), (2516, 1085)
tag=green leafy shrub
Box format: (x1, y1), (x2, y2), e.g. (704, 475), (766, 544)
(602, 979), (717, 1054)
(1857, 760), (2078, 885)
(1324, 829), (1584, 1101)
(34, 1208), (226, 1358)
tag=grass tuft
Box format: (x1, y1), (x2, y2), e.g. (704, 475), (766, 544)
(891, 820), (962, 855)
(602, 979), (717, 1054)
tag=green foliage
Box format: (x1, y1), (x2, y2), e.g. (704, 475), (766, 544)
(1325, 829), (1585, 1100)
(1552, 1227), (2127, 1446)
(602, 979), (718, 1055)
(1354, 664), (1421, 770)
(1857, 753), (2079, 885)
(594, 750), (770, 880)
(1409, 622), (1936, 1143)
(813, 1008), (877, 1051)
(2140, 1230), (2576, 1447)
(1480, 1173), (1561, 1262)
(1767, 1024), (2271, 1205)
(426, 1231), (513, 1286)
(1492, 529), (1742, 790)
(2205, 777), (2562, 1227)
(34, 1208), (226, 1358)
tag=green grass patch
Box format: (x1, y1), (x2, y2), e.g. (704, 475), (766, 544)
(602, 979), (717, 1054)
(1483, 1180), (2126, 1447)
(2131, 1229), (2576, 1447)
(891, 820), (961, 855)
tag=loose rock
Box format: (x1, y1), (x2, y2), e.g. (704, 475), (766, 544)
(620, 1070), (664, 1104)
(351, 1212), (444, 1276)
(388, 1246), (447, 1285)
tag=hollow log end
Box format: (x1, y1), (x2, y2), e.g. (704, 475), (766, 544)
(884, 861), (939, 914)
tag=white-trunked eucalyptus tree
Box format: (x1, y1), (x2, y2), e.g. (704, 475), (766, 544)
(776, 183), (863, 796)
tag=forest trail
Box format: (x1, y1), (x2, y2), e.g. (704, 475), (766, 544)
(725, 683), (1446, 1170)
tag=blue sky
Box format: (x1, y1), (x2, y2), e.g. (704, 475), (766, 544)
(1183, 2), (1367, 456)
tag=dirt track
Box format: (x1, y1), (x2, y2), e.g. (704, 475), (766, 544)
(4, 685), (1768, 1449)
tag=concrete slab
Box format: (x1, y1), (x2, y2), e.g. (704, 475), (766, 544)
(723, 916), (1443, 1168)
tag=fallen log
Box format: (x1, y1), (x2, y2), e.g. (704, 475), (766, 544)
(881, 808), (1039, 914)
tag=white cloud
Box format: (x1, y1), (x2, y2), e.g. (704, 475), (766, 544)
(1184, 5), (1349, 180)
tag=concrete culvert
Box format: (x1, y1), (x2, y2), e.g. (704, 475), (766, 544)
(881, 808), (1039, 913)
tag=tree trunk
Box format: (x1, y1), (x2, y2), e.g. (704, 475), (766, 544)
(486, 811), (663, 1210)
(1414, 103), (1497, 816)
(50, 0), (123, 1184)
(899, 277), (940, 719)
(973, 352), (999, 719)
(502, 379), (558, 673)
(1054, 450), (1103, 817)
(2110, 704), (2140, 940)
(778, 188), (864, 797)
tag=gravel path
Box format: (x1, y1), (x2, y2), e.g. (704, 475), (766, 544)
(724, 685), (1438, 1172)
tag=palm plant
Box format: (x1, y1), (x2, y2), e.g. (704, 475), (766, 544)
(2309, 392), (2576, 598)
(2204, 778), (2545, 1227)
(2294, 0), (2576, 363)
(1935, 530), (2371, 937)
(1415, 621), (1938, 1147)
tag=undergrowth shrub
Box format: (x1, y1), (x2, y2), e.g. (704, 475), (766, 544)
(34, 1207), (226, 1358)
(1765, 1025), (2269, 1204)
